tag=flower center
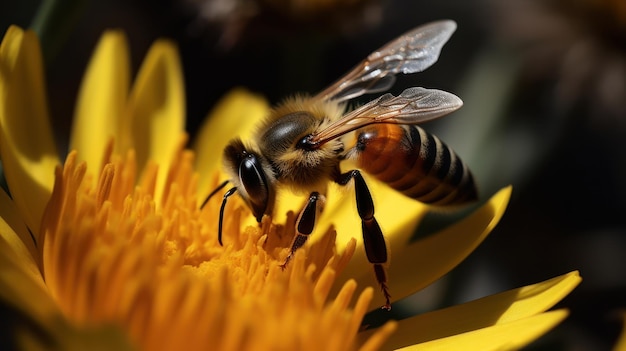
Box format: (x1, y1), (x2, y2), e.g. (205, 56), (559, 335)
(38, 147), (395, 350)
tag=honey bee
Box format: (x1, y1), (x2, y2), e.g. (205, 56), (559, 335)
(203, 20), (477, 310)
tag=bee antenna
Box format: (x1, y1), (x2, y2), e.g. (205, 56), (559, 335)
(201, 180), (230, 209)
(218, 187), (238, 246)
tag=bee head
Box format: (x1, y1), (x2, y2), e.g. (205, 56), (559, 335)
(223, 138), (276, 222)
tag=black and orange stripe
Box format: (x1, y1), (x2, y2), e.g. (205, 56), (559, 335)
(352, 124), (477, 206)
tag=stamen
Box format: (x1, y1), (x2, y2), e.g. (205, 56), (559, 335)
(40, 146), (391, 350)
(96, 164), (114, 208)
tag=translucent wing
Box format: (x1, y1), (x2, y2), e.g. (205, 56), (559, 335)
(310, 87), (462, 145)
(314, 20), (457, 103)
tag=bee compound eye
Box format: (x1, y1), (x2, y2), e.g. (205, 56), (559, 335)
(239, 154), (269, 221)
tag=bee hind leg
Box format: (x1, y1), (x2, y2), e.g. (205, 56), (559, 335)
(336, 170), (391, 310)
(280, 192), (325, 269)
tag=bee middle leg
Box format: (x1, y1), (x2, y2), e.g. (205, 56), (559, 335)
(280, 192), (325, 269)
(336, 169), (391, 310)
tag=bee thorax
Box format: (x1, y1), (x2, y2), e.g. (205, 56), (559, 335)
(270, 144), (341, 189)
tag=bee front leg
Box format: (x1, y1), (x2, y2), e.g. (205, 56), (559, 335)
(336, 170), (391, 310)
(280, 192), (325, 269)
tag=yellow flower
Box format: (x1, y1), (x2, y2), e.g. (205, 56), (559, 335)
(0, 25), (580, 350)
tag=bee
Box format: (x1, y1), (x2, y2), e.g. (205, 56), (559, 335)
(202, 20), (477, 310)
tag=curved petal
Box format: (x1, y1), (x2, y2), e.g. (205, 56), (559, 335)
(0, 186), (40, 272)
(0, 189), (58, 323)
(125, 39), (185, 202)
(396, 310), (569, 351)
(362, 271), (580, 350)
(0, 250), (60, 326)
(0, 26), (59, 237)
(318, 175), (426, 251)
(192, 88), (270, 200)
(70, 30), (130, 171)
(337, 186), (511, 309)
(0, 242), (53, 308)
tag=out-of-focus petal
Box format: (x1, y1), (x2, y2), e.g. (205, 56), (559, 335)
(0, 26), (59, 237)
(70, 30), (130, 171)
(124, 39), (184, 202)
(362, 271), (580, 350)
(0, 189), (58, 323)
(16, 315), (136, 351)
(0, 243), (57, 325)
(0, 187), (40, 273)
(192, 88), (270, 200)
(614, 312), (626, 351)
(395, 310), (569, 351)
(338, 186), (511, 309)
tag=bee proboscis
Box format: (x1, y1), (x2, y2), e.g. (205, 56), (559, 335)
(203, 20), (477, 310)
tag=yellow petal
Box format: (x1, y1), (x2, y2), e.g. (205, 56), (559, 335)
(0, 26), (59, 237)
(396, 310), (569, 351)
(125, 39), (185, 202)
(339, 186), (511, 308)
(70, 30), (130, 171)
(365, 271), (580, 350)
(193, 88), (270, 200)
(0, 188), (58, 322)
(389, 186), (511, 301)
(0, 186), (40, 273)
(320, 174), (426, 251)
(0, 243), (58, 324)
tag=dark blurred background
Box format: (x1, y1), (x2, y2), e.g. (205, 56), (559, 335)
(2, 0), (625, 349)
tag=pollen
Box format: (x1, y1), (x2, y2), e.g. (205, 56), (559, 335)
(38, 145), (395, 350)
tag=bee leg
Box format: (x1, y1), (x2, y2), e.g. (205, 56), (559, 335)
(280, 192), (325, 270)
(336, 170), (391, 310)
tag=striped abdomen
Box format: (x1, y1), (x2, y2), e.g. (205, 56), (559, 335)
(351, 124), (477, 206)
